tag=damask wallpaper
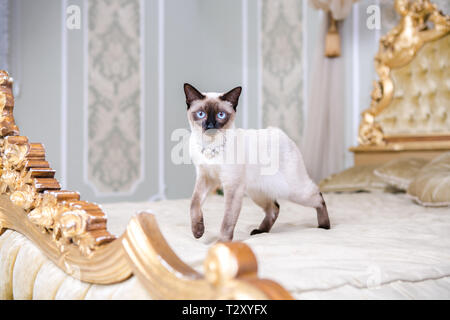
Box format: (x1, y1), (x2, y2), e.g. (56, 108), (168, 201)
(261, 0), (304, 147)
(87, 0), (142, 193)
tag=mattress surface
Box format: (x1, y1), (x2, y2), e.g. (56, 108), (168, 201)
(104, 192), (450, 299)
(1, 192), (449, 299)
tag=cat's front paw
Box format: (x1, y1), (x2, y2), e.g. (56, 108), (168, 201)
(192, 222), (205, 239)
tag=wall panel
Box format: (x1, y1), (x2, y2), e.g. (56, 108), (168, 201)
(8, 0), (439, 201)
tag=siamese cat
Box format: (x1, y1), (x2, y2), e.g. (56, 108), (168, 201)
(184, 83), (330, 242)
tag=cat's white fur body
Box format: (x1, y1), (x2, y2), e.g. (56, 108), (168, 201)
(184, 86), (330, 241)
(189, 125), (320, 204)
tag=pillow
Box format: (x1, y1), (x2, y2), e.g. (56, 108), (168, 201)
(319, 164), (388, 193)
(407, 152), (450, 207)
(373, 158), (429, 191)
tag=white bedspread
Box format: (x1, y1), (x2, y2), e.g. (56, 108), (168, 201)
(1, 192), (449, 299)
(103, 192), (450, 300)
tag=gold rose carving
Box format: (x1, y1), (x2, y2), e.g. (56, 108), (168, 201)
(358, 0), (450, 146)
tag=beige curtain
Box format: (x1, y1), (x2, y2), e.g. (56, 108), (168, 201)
(301, 1), (357, 183)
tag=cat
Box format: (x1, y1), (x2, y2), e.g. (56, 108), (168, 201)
(184, 83), (330, 242)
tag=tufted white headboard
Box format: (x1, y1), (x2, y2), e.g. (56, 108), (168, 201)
(351, 0), (450, 165)
(377, 34), (449, 137)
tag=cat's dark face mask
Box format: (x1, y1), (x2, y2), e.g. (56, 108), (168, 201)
(184, 83), (241, 136)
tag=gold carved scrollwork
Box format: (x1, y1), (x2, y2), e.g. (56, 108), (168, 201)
(358, 0), (450, 146)
(0, 70), (110, 257)
(28, 193), (60, 229)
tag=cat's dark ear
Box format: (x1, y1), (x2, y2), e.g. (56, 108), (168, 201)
(220, 86), (242, 110)
(184, 83), (205, 109)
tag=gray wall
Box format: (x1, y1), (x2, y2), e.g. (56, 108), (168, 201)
(8, 0), (260, 203)
(0, 0), (10, 70)
(6, 0), (433, 203)
(164, 0), (248, 199)
(9, 0), (63, 182)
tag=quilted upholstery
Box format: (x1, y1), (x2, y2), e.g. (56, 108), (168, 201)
(376, 35), (450, 136)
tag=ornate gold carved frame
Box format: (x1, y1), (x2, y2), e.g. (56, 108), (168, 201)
(353, 0), (450, 152)
(0, 71), (292, 299)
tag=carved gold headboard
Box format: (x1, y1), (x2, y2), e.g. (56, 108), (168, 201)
(351, 0), (450, 165)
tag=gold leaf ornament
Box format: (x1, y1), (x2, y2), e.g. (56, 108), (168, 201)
(10, 185), (36, 211)
(28, 193), (60, 229)
(56, 209), (89, 238)
(3, 143), (28, 169)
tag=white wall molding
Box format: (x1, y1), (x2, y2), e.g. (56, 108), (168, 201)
(149, 0), (167, 201)
(60, 0), (68, 189)
(241, 0), (249, 129)
(139, 0), (147, 198)
(302, 0), (308, 127)
(352, 2), (360, 148)
(257, 0), (263, 129)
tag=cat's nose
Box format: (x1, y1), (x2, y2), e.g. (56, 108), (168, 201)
(206, 122), (215, 129)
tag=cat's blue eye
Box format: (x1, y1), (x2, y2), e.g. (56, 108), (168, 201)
(196, 111), (206, 119)
(217, 112), (226, 119)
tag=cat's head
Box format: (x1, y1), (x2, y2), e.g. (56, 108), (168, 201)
(184, 83), (241, 136)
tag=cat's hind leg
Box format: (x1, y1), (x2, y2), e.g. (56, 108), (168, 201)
(288, 186), (331, 230)
(248, 191), (280, 235)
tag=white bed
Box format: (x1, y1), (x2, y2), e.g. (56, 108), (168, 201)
(104, 193), (450, 299)
(2, 187), (450, 299)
